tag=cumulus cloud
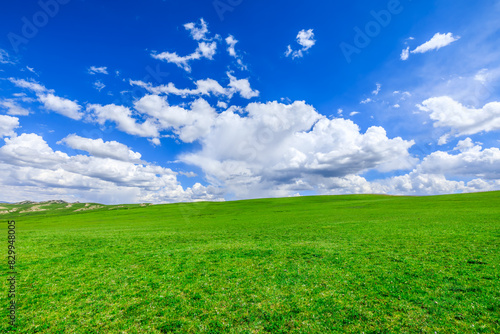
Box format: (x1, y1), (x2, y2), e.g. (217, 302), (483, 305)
(227, 72), (259, 98)
(58, 134), (143, 163)
(87, 103), (160, 138)
(365, 137), (500, 195)
(0, 133), (222, 204)
(0, 99), (30, 116)
(179, 101), (415, 198)
(285, 29), (316, 59)
(38, 94), (83, 120)
(297, 29), (316, 50)
(184, 18), (209, 41)
(226, 35), (238, 57)
(0, 115), (19, 137)
(88, 66), (108, 75)
(9, 78), (83, 120)
(419, 141), (500, 179)
(419, 96), (500, 140)
(134, 95), (217, 143)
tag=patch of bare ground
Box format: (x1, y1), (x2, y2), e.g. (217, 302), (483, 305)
(74, 205), (103, 212)
(20, 205), (48, 213)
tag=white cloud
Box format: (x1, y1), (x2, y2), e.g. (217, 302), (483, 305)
(152, 41), (217, 72)
(227, 72), (259, 99)
(130, 72), (258, 99)
(94, 80), (105, 92)
(38, 94), (83, 120)
(411, 32), (460, 57)
(381, 171), (467, 195)
(130, 78), (226, 97)
(226, 35), (238, 57)
(179, 101), (415, 199)
(419, 142), (500, 179)
(285, 29), (316, 59)
(0, 133), (223, 204)
(134, 95), (217, 143)
(88, 66), (108, 75)
(349, 111), (360, 116)
(9, 78), (83, 120)
(87, 94), (222, 143)
(184, 18), (209, 41)
(225, 35), (246, 70)
(9, 78), (48, 94)
(360, 98), (372, 104)
(401, 33), (460, 61)
(400, 46), (410, 60)
(412, 32), (460, 54)
(0, 115), (19, 137)
(149, 137), (161, 146)
(152, 18), (217, 72)
(217, 101), (228, 109)
(0, 99), (30, 116)
(297, 29), (316, 50)
(372, 83), (381, 95)
(419, 96), (500, 138)
(453, 137), (476, 152)
(58, 134), (143, 162)
(26, 66), (36, 74)
(0, 49), (15, 65)
(373, 139), (500, 195)
(87, 103), (160, 138)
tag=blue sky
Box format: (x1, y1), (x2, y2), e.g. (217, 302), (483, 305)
(1, 0), (500, 204)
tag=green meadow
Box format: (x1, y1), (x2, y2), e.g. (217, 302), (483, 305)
(1, 192), (499, 333)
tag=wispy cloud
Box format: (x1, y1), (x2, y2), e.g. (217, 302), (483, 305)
(0, 99), (31, 116)
(0, 49), (15, 65)
(152, 18), (217, 72)
(225, 35), (246, 70)
(88, 66), (108, 75)
(402, 32), (460, 61)
(94, 80), (105, 92)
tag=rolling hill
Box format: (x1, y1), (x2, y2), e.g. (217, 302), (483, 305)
(1, 192), (499, 333)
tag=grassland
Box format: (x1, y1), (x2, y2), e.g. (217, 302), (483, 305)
(1, 192), (499, 333)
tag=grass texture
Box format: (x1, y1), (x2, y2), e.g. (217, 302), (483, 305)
(1, 192), (499, 333)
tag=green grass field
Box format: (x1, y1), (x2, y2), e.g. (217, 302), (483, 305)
(1, 192), (499, 333)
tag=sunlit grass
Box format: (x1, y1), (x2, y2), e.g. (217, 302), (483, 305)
(1, 192), (499, 333)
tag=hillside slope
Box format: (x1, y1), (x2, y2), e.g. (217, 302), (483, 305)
(2, 192), (499, 333)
